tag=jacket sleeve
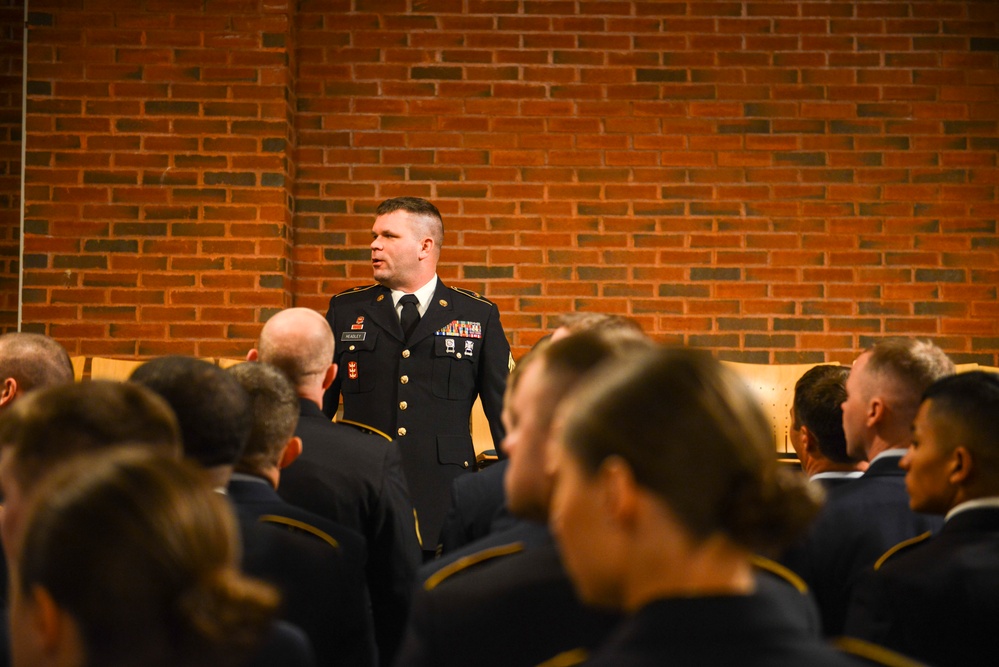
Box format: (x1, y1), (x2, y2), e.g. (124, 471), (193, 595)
(476, 301), (511, 454)
(369, 443), (423, 666)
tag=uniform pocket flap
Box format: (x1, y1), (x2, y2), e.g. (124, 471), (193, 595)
(437, 435), (474, 468)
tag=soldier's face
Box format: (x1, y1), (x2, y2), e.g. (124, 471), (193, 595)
(841, 352), (873, 461)
(901, 400), (958, 515)
(370, 210), (428, 291)
(502, 361), (555, 522)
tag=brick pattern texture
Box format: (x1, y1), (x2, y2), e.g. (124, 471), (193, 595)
(5, 1), (999, 363)
(0, 0), (22, 334)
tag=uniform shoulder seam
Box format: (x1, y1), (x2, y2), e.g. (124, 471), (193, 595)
(450, 286), (495, 305)
(336, 418), (393, 442)
(258, 514), (340, 551)
(750, 554), (808, 594)
(874, 531), (932, 571)
(834, 637), (926, 667)
(423, 542), (525, 591)
(334, 284), (379, 298)
(534, 648), (589, 667)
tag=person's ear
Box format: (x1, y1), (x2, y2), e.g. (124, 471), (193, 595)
(950, 446), (972, 486)
(278, 436), (303, 470)
(600, 456), (639, 529)
(246, 349), (259, 362)
(322, 363), (338, 390)
(867, 396), (884, 427)
(800, 426), (821, 456)
(0, 377), (18, 408)
(30, 585), (65, 654)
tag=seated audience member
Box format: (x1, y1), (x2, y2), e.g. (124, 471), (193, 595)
(781, 338), (954, 636)
(436, 313), (647, 557)
(844, 371), (999, 666)
(549, 311), (644, 342)
(7, 447), (283, 667)
(250, 308), (420, 666)
(0, 380), (182, 548)
(226, 361), (377, 667)
(0, 332), (74, 412)
(393, 330), (649, 667)
(790, 365), (867, 489)
(548, 348), (860, 666)
(131, 356), (372, 667)
(0, 380), (312, 667)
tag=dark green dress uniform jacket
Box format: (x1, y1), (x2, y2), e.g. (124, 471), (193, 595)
(324, 280), (511, 550)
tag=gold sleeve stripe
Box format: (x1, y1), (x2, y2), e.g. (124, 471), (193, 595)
(534, 648), (589, 667)
(750, 554), (808, 594)
(424, 542), (525, 591)
(834, 637), (926, 667)
(874, 531), (932, 571)
(258, 515), (340, 551)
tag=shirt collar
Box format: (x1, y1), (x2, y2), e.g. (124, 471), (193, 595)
(391, 275), (438, 317)
(869, 449), (906, 466)
(809, 471), (864, 482)
(945, 497), (999, 523)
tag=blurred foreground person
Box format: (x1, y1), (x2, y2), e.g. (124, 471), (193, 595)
(7, 448), (279, 667)
(549, 348), (863, 666)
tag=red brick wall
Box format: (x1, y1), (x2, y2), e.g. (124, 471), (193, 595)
(0, 0), (23, 334)
(15, 1), (999, 365)
(20, 0), (295, 356)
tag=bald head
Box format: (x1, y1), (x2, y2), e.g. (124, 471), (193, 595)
(0, 333), (74, 410)
(254, 308), (336, 393)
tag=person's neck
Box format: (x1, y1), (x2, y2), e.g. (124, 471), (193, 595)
(384, 272), (436, 295)
(622, 533), (754, 613)
(804, 457), (867, 477)
(301, 384), (324, 411)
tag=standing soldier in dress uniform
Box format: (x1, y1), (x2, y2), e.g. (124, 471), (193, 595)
(324, 197), (511, 553)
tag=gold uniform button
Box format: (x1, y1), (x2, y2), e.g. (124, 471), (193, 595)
(397, 427), (407, 437)
(402, 349), (410, 358)
(349, 345), (356, 351)
(400, 375), (409, 384)
(456, 353), (462, 359)
(399, 401), (408, 410)
(463, 461), (469, 468)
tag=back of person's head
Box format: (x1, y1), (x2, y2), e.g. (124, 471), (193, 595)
(130, 356), (252, 468)
(561, 347), (821, 553)
(537, 327), (654, 430)
(866, 338), (955, 420)
(13, 447), (278, 667)
(256, 307), (335, 389)
(0, 380), (181, 492)
(503, 329), (654, 520)
(0, 332), (74, 396)
(226, 362), (299, 474)
(375, 196), (444, 251)
(792, 365), (852, 463)
(922, 371), (999, 485)
(551, 312), (644, 341)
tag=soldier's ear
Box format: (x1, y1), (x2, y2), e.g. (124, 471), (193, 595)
(949, 445), (972, 486)
(322, 363), (338, 390)
(246, 348), (259, 362)
(800, 426), (821, 456)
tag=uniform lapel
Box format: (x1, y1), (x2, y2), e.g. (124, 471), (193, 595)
(409, 281), (455, 344)
(363, 285), (406, 343)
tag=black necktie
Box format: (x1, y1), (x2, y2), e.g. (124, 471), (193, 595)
(399, 294), (420, 340)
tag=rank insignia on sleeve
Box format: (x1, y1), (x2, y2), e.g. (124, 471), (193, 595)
(435, 320), (483, 339)
(347, 361), (358, 380)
